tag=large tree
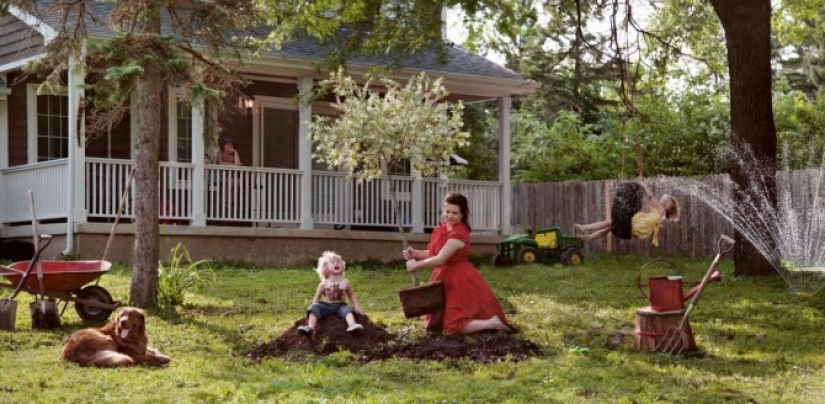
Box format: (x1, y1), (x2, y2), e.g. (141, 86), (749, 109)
(708, 0), (777, 276)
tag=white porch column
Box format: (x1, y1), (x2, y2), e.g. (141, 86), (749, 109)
(68, 53), (87, 225)
(129, 92), (137, 159)
(499, 96), (512, 236)
(0, 74), (8, 169)
(0, 74), (9, 226)
(297, 77), (314, 229)
(191, 98), (206, 226)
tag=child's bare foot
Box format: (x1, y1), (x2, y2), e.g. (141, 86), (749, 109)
(574, 223), (585, 232)
(576, 234), (591, 244)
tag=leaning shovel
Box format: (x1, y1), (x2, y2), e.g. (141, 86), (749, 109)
(26, 190), (61, 329)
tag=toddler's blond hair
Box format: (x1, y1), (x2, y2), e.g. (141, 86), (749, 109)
(315, 251), (345, 280)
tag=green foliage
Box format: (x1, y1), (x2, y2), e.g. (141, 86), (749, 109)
(5, 257), (825, 402)
(257, 0), (515, 71)
(157, 243), (211, 311)
(447, 102), (500, 181)
(511, 110), (609, 183)
(773, 89), (825, 168)
(310, 69), (469, 181)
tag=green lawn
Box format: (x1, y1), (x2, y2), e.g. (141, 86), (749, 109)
(1, 254), (824, 403)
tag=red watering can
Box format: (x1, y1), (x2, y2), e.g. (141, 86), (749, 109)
(636, 258), (723, 312)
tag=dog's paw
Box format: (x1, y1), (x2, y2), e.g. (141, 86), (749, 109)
(147, 347), (172, 364)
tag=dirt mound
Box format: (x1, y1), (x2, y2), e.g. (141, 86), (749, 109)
(246, 315), (394, 363)
(246, 316), (543, 364)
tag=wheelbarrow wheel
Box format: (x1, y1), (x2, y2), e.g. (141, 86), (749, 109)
(75, 285), (115, 323)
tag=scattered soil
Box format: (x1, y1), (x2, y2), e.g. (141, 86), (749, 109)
(246, 315), (543, 364)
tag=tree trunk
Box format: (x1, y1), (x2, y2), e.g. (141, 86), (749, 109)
(709, 0), (777, 276)
(130, 3), (163, 307)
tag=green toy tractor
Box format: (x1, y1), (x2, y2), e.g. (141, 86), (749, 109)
(492, 227), (585, 267)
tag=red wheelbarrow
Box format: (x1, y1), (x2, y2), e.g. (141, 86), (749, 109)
(0, 235), (121, 325)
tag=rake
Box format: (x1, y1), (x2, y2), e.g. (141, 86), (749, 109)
(658, 234), (735, 355)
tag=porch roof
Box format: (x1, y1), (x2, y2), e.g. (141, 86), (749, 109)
(17, 1), (538, 97)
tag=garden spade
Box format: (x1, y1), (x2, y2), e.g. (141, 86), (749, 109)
(26, 190), (61, 329)
(658, 234), (735, 355)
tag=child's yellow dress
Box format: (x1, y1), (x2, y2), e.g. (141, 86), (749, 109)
(631, 210), (665, 246)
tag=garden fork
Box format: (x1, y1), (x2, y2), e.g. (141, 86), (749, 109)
(658, 234), (735, 355)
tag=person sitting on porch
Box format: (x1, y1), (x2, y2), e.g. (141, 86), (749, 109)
(216, 136), (242, 165)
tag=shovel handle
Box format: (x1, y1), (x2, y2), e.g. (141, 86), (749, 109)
(718, 234), (735, 255)
(9, 235), (52, 300)
(410, 272), (421, 287)
(683, 234), (735, 312)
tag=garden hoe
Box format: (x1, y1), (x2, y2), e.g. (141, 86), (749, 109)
(658, 234), (735, 355)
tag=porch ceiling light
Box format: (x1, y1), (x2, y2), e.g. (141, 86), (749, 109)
(239, 96), (254, 112)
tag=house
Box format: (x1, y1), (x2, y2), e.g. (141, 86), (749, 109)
(0, 4), (539, 266)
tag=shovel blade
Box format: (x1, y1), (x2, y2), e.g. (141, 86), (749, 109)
(0, 299), (18, 331)
(30, 299), (60, 329)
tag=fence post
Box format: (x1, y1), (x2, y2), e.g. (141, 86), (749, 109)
(605, 180), (613, 253)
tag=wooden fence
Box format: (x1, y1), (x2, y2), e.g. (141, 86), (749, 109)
(511, 176), (735, 259)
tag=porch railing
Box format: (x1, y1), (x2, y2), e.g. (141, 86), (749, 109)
(0, 160), (69, 223)
(312, 172), (414, 228)
(423, 178), (501, 232)
(4, 159), (502, 234)
(206, 165), (301, 223)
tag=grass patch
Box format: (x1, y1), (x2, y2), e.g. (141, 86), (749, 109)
(2, 255), (824, 403)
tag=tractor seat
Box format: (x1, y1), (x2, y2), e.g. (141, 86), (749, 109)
(534, 232), (558, 249)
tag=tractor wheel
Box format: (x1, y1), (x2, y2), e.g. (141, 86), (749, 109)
(562, 247), (584, 266)
(519, 246), (541, 264)
(492, 252), (511, 267)
(75, 285), (115, 323)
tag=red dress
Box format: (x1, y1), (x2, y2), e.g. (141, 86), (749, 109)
(424, 222), (507, 334)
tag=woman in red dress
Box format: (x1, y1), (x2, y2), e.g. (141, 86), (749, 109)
(404, 192), (511, 334)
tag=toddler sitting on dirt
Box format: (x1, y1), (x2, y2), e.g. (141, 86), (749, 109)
(298, 251), (364, 336)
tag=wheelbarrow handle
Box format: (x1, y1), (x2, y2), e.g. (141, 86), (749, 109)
(8, 235), (52, 300)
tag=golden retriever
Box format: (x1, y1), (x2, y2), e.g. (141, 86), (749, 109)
(59, 307), (171, 367)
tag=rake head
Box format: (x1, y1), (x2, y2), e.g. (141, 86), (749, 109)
(658, 326), (691, 355)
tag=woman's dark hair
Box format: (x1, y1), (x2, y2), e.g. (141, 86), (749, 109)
(444, 191), (471, 232)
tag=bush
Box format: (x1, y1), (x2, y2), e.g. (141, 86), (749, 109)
(157, 243), (210, 311)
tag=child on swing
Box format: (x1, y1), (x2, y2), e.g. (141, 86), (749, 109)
(575, 177), (680, 247)
(298, 251), (364, 336)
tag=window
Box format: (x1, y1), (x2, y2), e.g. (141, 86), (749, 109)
(28, 84), (69, 162)
(176, 100), (192, 163)
(167, 89), (192, 162)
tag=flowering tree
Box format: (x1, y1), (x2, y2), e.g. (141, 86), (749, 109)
(310, 69), (470, 246)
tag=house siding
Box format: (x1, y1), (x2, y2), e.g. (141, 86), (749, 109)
(0, 13), (45, 67)
(6, 72), (32, 166)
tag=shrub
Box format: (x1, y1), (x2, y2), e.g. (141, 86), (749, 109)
(157, 243), (211, 311)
